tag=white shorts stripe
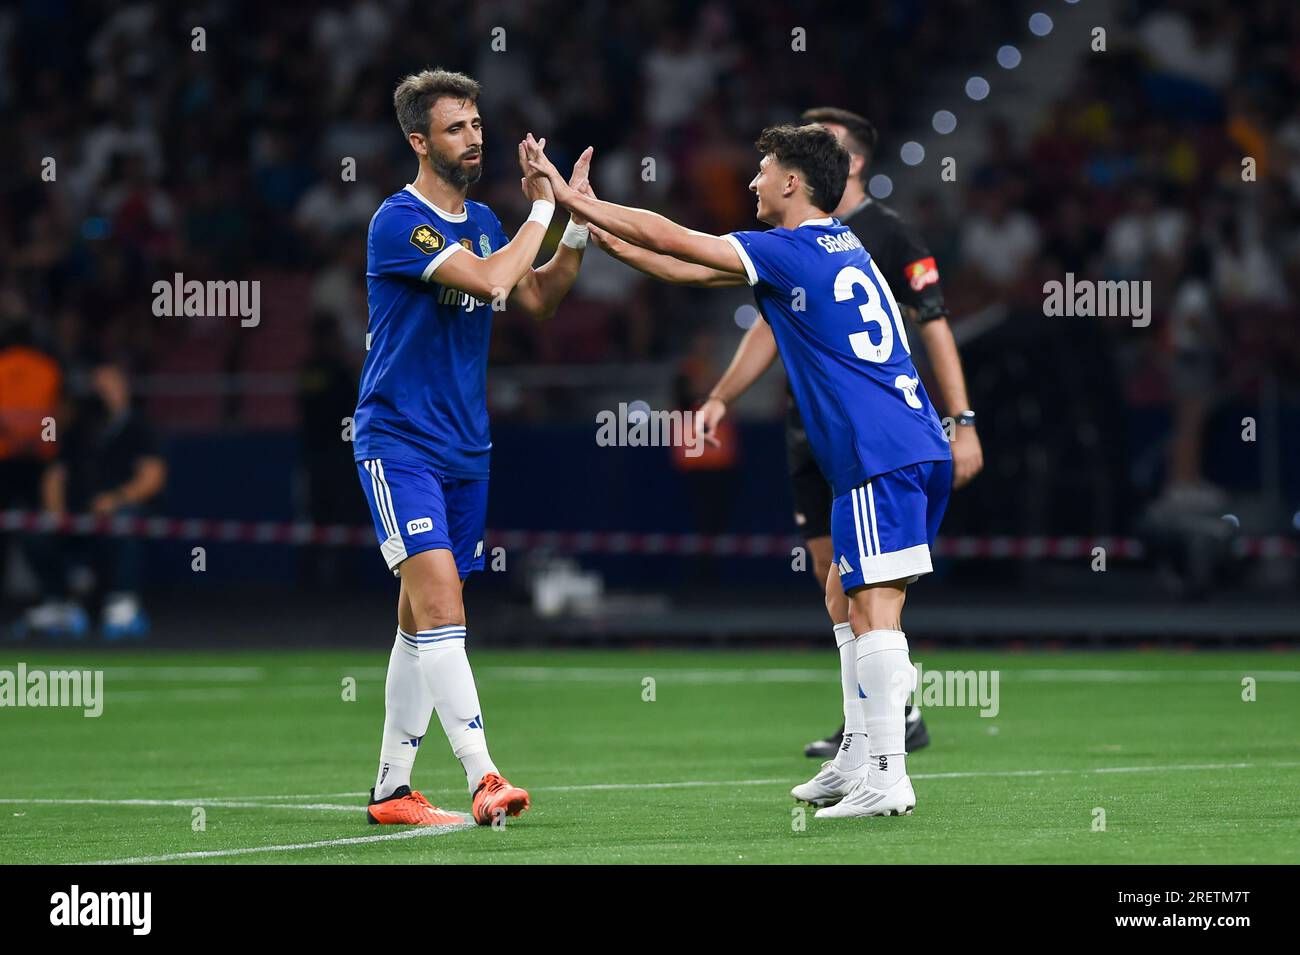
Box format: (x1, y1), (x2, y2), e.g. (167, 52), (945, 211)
(365, 461), (394, 537)
(859, 487), (874, 557)
(866, 482), (882, 556)
(851, 484), (868, 567)
(373, 460), (400, 538)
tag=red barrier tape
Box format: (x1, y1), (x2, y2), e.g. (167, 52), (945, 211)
(1, 511), (1294, 559)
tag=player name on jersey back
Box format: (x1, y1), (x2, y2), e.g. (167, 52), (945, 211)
(814, 229), (864, 254)
(725, 218), (951, 496)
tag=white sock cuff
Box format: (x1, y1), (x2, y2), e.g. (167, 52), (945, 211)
(856, 628), (908, 656)
(393, 627), (420, 656)
(833, 622), (855, 649)
(405, 626), (467, 651)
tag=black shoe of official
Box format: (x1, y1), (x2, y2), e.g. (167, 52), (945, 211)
(803, 722), (845, 759)
(905, 707), (930, 752)
(803, 708), (932, 757)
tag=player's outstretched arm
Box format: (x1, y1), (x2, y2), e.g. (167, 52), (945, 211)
(589, 222), (747, 287)
(508, 146), (594, 320)
(523, 135), (749, 279)
(432, 138), (556, 304)
(694, 318), (779, 447)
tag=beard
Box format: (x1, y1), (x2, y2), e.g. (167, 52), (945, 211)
(429, 147), (483, 189)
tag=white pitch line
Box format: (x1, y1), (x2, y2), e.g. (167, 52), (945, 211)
(107, 686), (335, 704)
(539, 778), (792, 792)
(1013, 669), (1300, 683)
(21, 759), (1296, 810)
(478, 666), (1300, 685)
(0, 797), (361, 812)
(0, 665), (267, 682)
(87, 666), (1300, 704)
(77, 823), (476, 865)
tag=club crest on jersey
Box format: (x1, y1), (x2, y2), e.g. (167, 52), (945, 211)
(410, 224), (445, 254)
(479, 234), (491, 256)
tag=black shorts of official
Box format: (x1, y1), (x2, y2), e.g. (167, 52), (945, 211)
(786, 416), (832, 540)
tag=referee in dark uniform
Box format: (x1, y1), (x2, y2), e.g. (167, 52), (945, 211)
(694, 107), (984, 758)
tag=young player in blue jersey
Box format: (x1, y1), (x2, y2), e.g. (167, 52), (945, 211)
(524, 126), (950, 817)
(355, 70), (596, 827)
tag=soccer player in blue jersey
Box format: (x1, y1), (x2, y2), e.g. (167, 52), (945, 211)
(355, 70), (595, 827)
(525, 126), (950, 817)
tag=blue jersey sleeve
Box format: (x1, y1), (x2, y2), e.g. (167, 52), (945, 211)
(490, 210), (511, 252)
(723, 229), (799, 291)
(370, 205), (463, 281)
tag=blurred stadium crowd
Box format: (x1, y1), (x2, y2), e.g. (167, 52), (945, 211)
(1, 0), (1298, 611)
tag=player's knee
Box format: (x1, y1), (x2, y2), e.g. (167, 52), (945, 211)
(408, 591), (465, 630)
(847, 601), (872, 635)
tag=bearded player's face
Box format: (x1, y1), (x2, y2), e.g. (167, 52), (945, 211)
(420, 97), (484, 189)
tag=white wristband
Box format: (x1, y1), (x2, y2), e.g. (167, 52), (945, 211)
(526, 199), (555, 229)
(560, 219), (590, 250)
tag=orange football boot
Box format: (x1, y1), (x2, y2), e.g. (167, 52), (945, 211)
(471, 772), (531, 825)
(366, 785), (465, 826)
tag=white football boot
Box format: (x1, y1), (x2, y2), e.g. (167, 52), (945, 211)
(791, 760), (865, 807)
(814, 775), (916, 818)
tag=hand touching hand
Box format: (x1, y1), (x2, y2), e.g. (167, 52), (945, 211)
(567, 146), (595, 225)
(518, 136), (554, 203)
(523, 134), (574, 206)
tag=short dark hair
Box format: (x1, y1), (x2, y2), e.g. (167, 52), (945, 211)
(755, 124), (850, 213)
(393, 69), (481, 139)
(800, 107), (878, 183)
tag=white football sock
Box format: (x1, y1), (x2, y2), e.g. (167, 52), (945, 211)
(416, 626), (499, 793)
(832, 622), (868, 771)
(856, 629), (916, 789)
(373, 628), (435, 800)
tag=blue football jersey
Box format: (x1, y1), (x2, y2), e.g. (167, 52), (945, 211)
(354, 185), (510, 478)
(725, 218), (951, 495)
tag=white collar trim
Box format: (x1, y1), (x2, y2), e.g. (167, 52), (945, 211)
(797, 216), (835, 228)
(404, 184), (468, 222)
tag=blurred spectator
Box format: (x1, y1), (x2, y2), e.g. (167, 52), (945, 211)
(1103, 182), (1188, 281)
(0, 320), (62, 603)
(1164, 239), (1221, 498)
(294, 164), (380, 251)
(958, 183), (1040, 296)
(20, 361), (165, 639)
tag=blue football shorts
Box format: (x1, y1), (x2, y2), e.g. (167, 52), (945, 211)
(356, 457), (488, 579)
(830, 459), (950, 591)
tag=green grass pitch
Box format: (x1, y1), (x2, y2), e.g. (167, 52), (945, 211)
(1, 649), (1297, 864)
